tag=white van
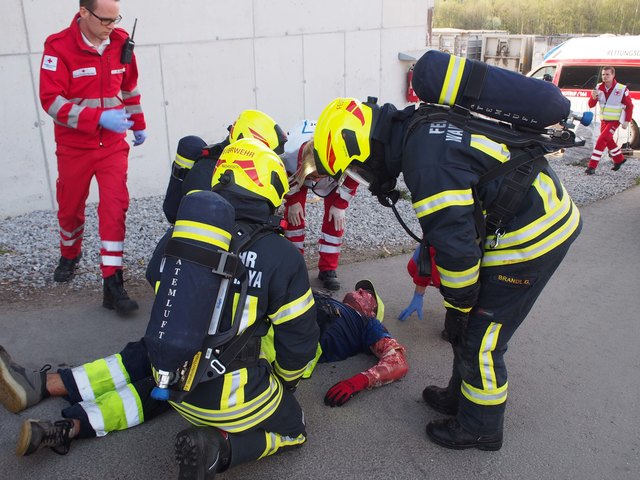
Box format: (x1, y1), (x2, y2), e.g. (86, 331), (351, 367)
(528, 35), (640, 148)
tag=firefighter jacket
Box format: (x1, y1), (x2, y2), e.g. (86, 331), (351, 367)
(39, 13), (146, 149)
(167, 194), (319, 433)
(379, 104), (581, 314)
(588, 79), (634, 122)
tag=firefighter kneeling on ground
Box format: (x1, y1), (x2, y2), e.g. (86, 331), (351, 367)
(312, 97), (582, 451)
(0, 138), (319, 480)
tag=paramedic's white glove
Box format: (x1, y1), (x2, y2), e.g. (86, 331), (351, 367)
(287, 203), (304, 227)
(621, 122), (629, 129)
(328, 205), (346, 231)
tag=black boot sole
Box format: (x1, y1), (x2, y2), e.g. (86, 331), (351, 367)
(426, 424), (502, 451)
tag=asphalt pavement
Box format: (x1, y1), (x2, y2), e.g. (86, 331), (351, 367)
(1, 185), (639, 480)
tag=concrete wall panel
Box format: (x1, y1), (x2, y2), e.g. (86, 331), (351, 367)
(254, 36), (305, 130)
(254, 0), (383, 38)
(345, 30), (382, 101)
(0, 0), (29, 55)
(1, 55), (53, 215)
(303, 33), (345, 119)
(381, 26), (428, 106)
(383, 0), (430, 28)
(23, 0), (76, 54)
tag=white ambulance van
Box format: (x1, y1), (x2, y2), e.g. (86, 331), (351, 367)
(528, 35), (640, 148)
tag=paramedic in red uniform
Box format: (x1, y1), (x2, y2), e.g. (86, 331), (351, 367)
(586, 66), (634, 175)
(282, 120), (358, 291)
(39, 0), (146, 315)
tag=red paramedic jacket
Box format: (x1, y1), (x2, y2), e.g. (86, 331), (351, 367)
(39, 13), (146, 149)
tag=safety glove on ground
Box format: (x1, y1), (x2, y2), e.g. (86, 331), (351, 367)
(444, 309), (469, 346)
(133, 130), (147, 146)
(99, 109), (133, 133)
(287, 202), (304, 226)
(324, 373), (369, 407)
(398, 292), (424, 321)
(328, 205), (346, 231)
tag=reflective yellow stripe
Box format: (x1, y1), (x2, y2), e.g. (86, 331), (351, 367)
(73, 354), (130, 400)
(461, 379), (508, 406)
(231, 293), (258, 332)
(482, 199), (580, 267)
(172, 220), (232, 250)
(259, 432), (306, 459)
(479, 322), (502, 390)
(175, 153), (195, 170)
(470, 135), (510, 163)
(171, 376), (283, 433)
(302, 343), (324, 378)
(413, 189), (474, 219)
(274, 359), (307, 382)
(484, 174), (569, 250)
(439, 55), (466, 105)
(221, 369), (247, 409)
(442, 301), (472, 313)
(437, 260), (480, 289)
(269, 288), (314, 325)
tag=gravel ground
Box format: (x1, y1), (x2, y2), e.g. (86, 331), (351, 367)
(1, 138), (638, 303)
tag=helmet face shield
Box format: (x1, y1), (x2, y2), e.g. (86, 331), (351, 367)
(338, 165), (372, 189)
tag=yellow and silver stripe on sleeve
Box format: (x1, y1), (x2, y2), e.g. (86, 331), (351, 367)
(175, 153), (196, 170)
(413, 189), (474, 219)
(269, 288), (315, 325)
(274, 360), (307, 383)
(470, 135), (510, 163)
(437, 260), (480, 289)
(172, 220), (232, 250)
(439, 54), (466, 105)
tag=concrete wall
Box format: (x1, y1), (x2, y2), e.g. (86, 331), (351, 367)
(0, 0), (431, 218)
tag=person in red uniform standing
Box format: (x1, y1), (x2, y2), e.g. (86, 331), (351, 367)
(40, 0), (146, 315)
(585, 66), (634, 175)
(282, 120), (358, 291)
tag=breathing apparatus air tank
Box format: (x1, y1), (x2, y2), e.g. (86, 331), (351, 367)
(144, 190), (237, 399)
(411, 50), (571, 129)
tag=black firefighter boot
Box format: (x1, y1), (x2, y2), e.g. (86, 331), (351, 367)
(103, 270), (138, 315)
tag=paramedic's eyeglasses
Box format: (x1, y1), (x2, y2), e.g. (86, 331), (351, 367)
(86, 8), (122, 26)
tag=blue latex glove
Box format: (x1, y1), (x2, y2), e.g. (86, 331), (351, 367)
(398, 292), (424, 321)
(99, 109), (133, 133)
(133, 130), (147, 146)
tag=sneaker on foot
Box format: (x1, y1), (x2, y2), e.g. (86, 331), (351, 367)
(53, 253), (82, 282)
(175, 427), (230, 480)
(0, 346), (50, 413)
(318, 270), (340, 291)
(16, 419), (74, 456)
(585, 167), (596, 175)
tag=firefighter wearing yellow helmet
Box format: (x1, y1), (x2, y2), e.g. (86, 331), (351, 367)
(162, 109), (287, 224)
(1, 137), (319, 479)
(313, 96), (582, 451)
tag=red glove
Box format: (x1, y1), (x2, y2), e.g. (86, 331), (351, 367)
(324, 373), (369, 407)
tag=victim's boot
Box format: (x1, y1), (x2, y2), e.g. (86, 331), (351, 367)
(103, 269), (139, 315)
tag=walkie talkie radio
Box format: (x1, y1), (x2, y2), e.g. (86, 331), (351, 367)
(120, 18), (137, 64)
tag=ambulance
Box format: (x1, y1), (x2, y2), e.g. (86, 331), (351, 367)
(527, 35), (640, 148)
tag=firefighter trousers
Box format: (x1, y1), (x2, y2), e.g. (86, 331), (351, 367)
(588, 120), (625, 169)
(56, 141), (130, 278)
(58, 339), (306, 463)
(450, 227), (580, 435)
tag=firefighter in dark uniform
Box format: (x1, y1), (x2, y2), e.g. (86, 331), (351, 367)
(0, 138), (319, 480)
(312, 97), (582, 450)
(162, 110), (287, 224)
